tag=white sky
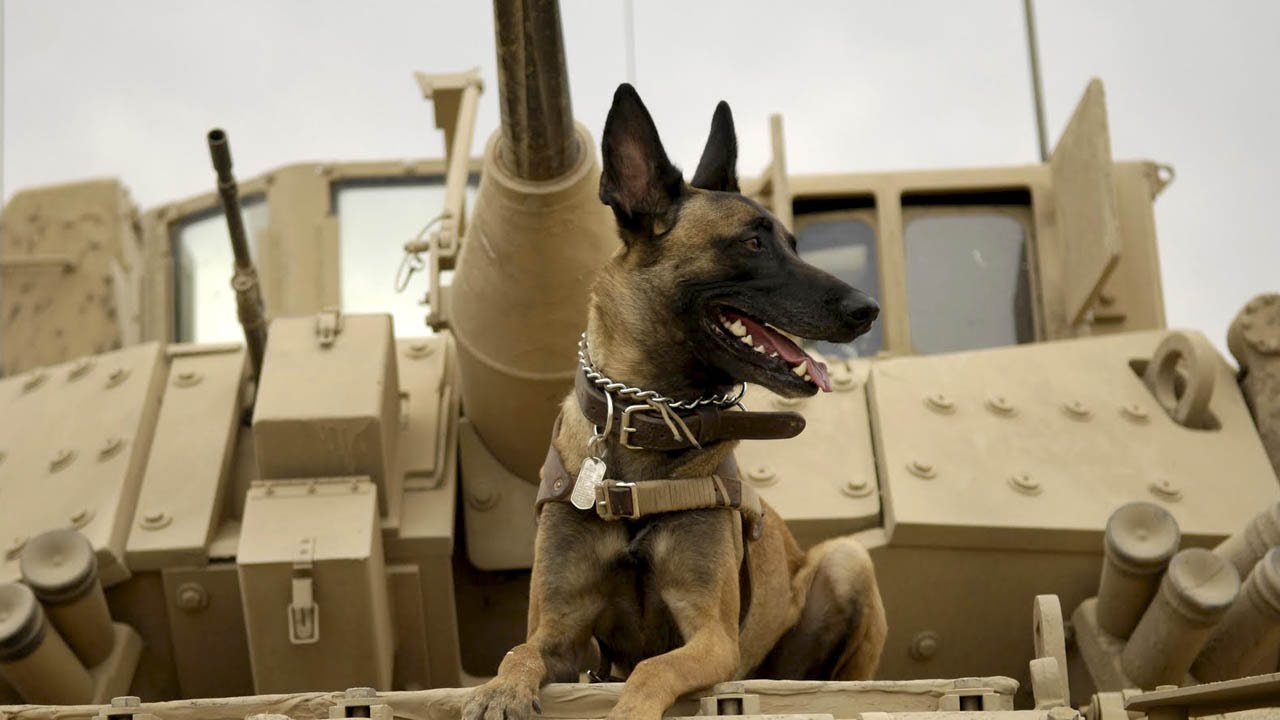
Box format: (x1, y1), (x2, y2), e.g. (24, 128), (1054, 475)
(3, 0), (1278, 355)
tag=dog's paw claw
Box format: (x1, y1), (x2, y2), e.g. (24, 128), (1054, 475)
(462, 681), (540, 720)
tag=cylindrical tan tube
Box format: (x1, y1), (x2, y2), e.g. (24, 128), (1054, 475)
(1096, 502), (1181, 639)
(1121, 548), (1240, 688)
(1192, 546), (1280, 681)
(451, 122), (618, 483)
(0, 582), (95, 703)
(1214, 501), (1280, 580)
(20, 529), (115, 667)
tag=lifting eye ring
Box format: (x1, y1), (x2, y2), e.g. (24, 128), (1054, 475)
(1143, 330), (1216, 429)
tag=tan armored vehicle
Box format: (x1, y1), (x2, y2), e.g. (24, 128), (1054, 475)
(2, 2), (1279, 720)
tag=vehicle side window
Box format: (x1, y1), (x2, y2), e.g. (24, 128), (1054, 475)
(796, 217), (881, 358)
(904, 213), (1033, 354)
(174, 198), (268, 343)
(336, 179), (478, 336)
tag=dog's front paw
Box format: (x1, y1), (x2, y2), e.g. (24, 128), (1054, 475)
(462, 679), (542, 720)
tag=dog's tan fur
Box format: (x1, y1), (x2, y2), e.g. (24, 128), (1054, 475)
(463, 87), (886, 720)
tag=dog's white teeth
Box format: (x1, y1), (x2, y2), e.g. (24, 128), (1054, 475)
(754, 345), (766, 353)
(769, 352), (779, 358)
(740, 334), (753, 346)
(804, 374), (812, 382)
(792, 361), (808, 377)
(729, 320), (747, 337)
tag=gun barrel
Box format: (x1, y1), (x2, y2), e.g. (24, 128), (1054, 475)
(206, 128), (267, 379)
(207, 128), (254, 269)
(493, 0), (580, 180)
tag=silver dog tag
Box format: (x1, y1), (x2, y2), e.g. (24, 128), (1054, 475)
(571, 457), (606, 510)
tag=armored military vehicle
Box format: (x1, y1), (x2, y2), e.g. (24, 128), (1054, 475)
(2, 2), (1278, 719)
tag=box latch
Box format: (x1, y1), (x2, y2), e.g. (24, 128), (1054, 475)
(288, 536), (319, 644)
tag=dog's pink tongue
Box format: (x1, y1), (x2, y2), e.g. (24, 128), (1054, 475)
(739, 317), (833, 392)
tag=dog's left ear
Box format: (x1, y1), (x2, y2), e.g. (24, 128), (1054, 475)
(691, 101), (739, 193)
(600, 84), (686, 236)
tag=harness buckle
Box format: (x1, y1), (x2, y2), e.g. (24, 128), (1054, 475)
(595, 481), (641, 520)
(618, 404), (659, 450)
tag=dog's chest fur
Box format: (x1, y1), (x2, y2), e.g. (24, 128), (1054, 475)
(588, 509), (736, 674)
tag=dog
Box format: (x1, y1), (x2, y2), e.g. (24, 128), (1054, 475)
(462, 84), (886, 720)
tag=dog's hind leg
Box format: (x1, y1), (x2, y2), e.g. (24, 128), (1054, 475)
(463, 504), (623, 720)
(755, 536), (887, 681)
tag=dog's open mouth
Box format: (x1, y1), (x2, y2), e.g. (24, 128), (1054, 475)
(707, 305), (832, 392)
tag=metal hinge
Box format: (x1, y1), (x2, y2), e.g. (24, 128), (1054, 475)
(288, 536), (320, 644)
(315, 307), (343, 348)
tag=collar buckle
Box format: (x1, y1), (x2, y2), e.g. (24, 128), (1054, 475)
(618, 404), (659, 450)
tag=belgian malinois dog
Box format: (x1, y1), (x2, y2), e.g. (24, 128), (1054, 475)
(462, 84), (886, 720)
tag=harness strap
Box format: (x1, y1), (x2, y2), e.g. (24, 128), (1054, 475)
(536, 428), (764, 541)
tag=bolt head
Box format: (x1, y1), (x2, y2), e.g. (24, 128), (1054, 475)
(139, 510), (172, 530)
(907, 459), (937, 479)
(173, 370), (203, 388)
(985, 395), (1016, 416)
(1008, 473), (1042, 496)
(746, 465), (777, 485)
(176, 583), (209, 612)
(909, 630), (940, 660)
(1062, 400), (1093, 420)
(1148, 478), (1183, 502)
(925, 393), (956, 414)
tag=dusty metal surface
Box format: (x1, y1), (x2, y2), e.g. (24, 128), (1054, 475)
(0, 2), (1278, 717)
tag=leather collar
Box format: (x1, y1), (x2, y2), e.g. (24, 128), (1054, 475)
(574, 369), (805, 450)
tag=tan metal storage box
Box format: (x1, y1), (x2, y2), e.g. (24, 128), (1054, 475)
(237, 478), (393, 693)
(252, 314), (401, 521)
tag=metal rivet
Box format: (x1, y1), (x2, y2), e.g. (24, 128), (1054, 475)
(98, 436), (125, 461)
(843, 478), (872, 497)
(1121, 403), (1150, 423)
(746, 464), (778, 486)
(67, 359), (95, 381)
(1148, 478), (1182, 502)
(1062, 400), (1092, 420)
(925, 393), (955, 414)
(552, 478), (564, 491)
(909, 630), (940, 661)
(907, 459), (936, 479)
(405, 342), (435, 359)
(173, 370), (202, 387)
(176, 583), (209, 612)
(22, 370), (49, 393)
(139, 510), (171, 530)
(105, 367), (130, 388)
(1008, 472), (1042, 496)
(50, 448), (76, 472)
(985, 395), (1016, 416)
(467, 482), (497, 511)
(69, 508), (94, 528)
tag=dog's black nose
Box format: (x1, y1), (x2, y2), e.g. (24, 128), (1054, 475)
(844, 293), (880, 326)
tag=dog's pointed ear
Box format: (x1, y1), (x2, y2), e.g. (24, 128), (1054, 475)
(691, 101), (739, 193)
(599, 84), (686, 235)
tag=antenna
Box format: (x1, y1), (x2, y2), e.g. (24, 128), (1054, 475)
(1023, 0), (1050, 162)
(624, 0), (636, 85)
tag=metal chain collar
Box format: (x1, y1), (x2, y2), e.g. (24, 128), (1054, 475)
(577, 333), (746, 411)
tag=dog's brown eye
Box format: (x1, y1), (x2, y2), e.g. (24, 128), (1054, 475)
(741, 235), (761, 251)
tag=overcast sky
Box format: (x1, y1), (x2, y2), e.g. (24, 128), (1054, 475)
(3, 0), (1277, 356)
